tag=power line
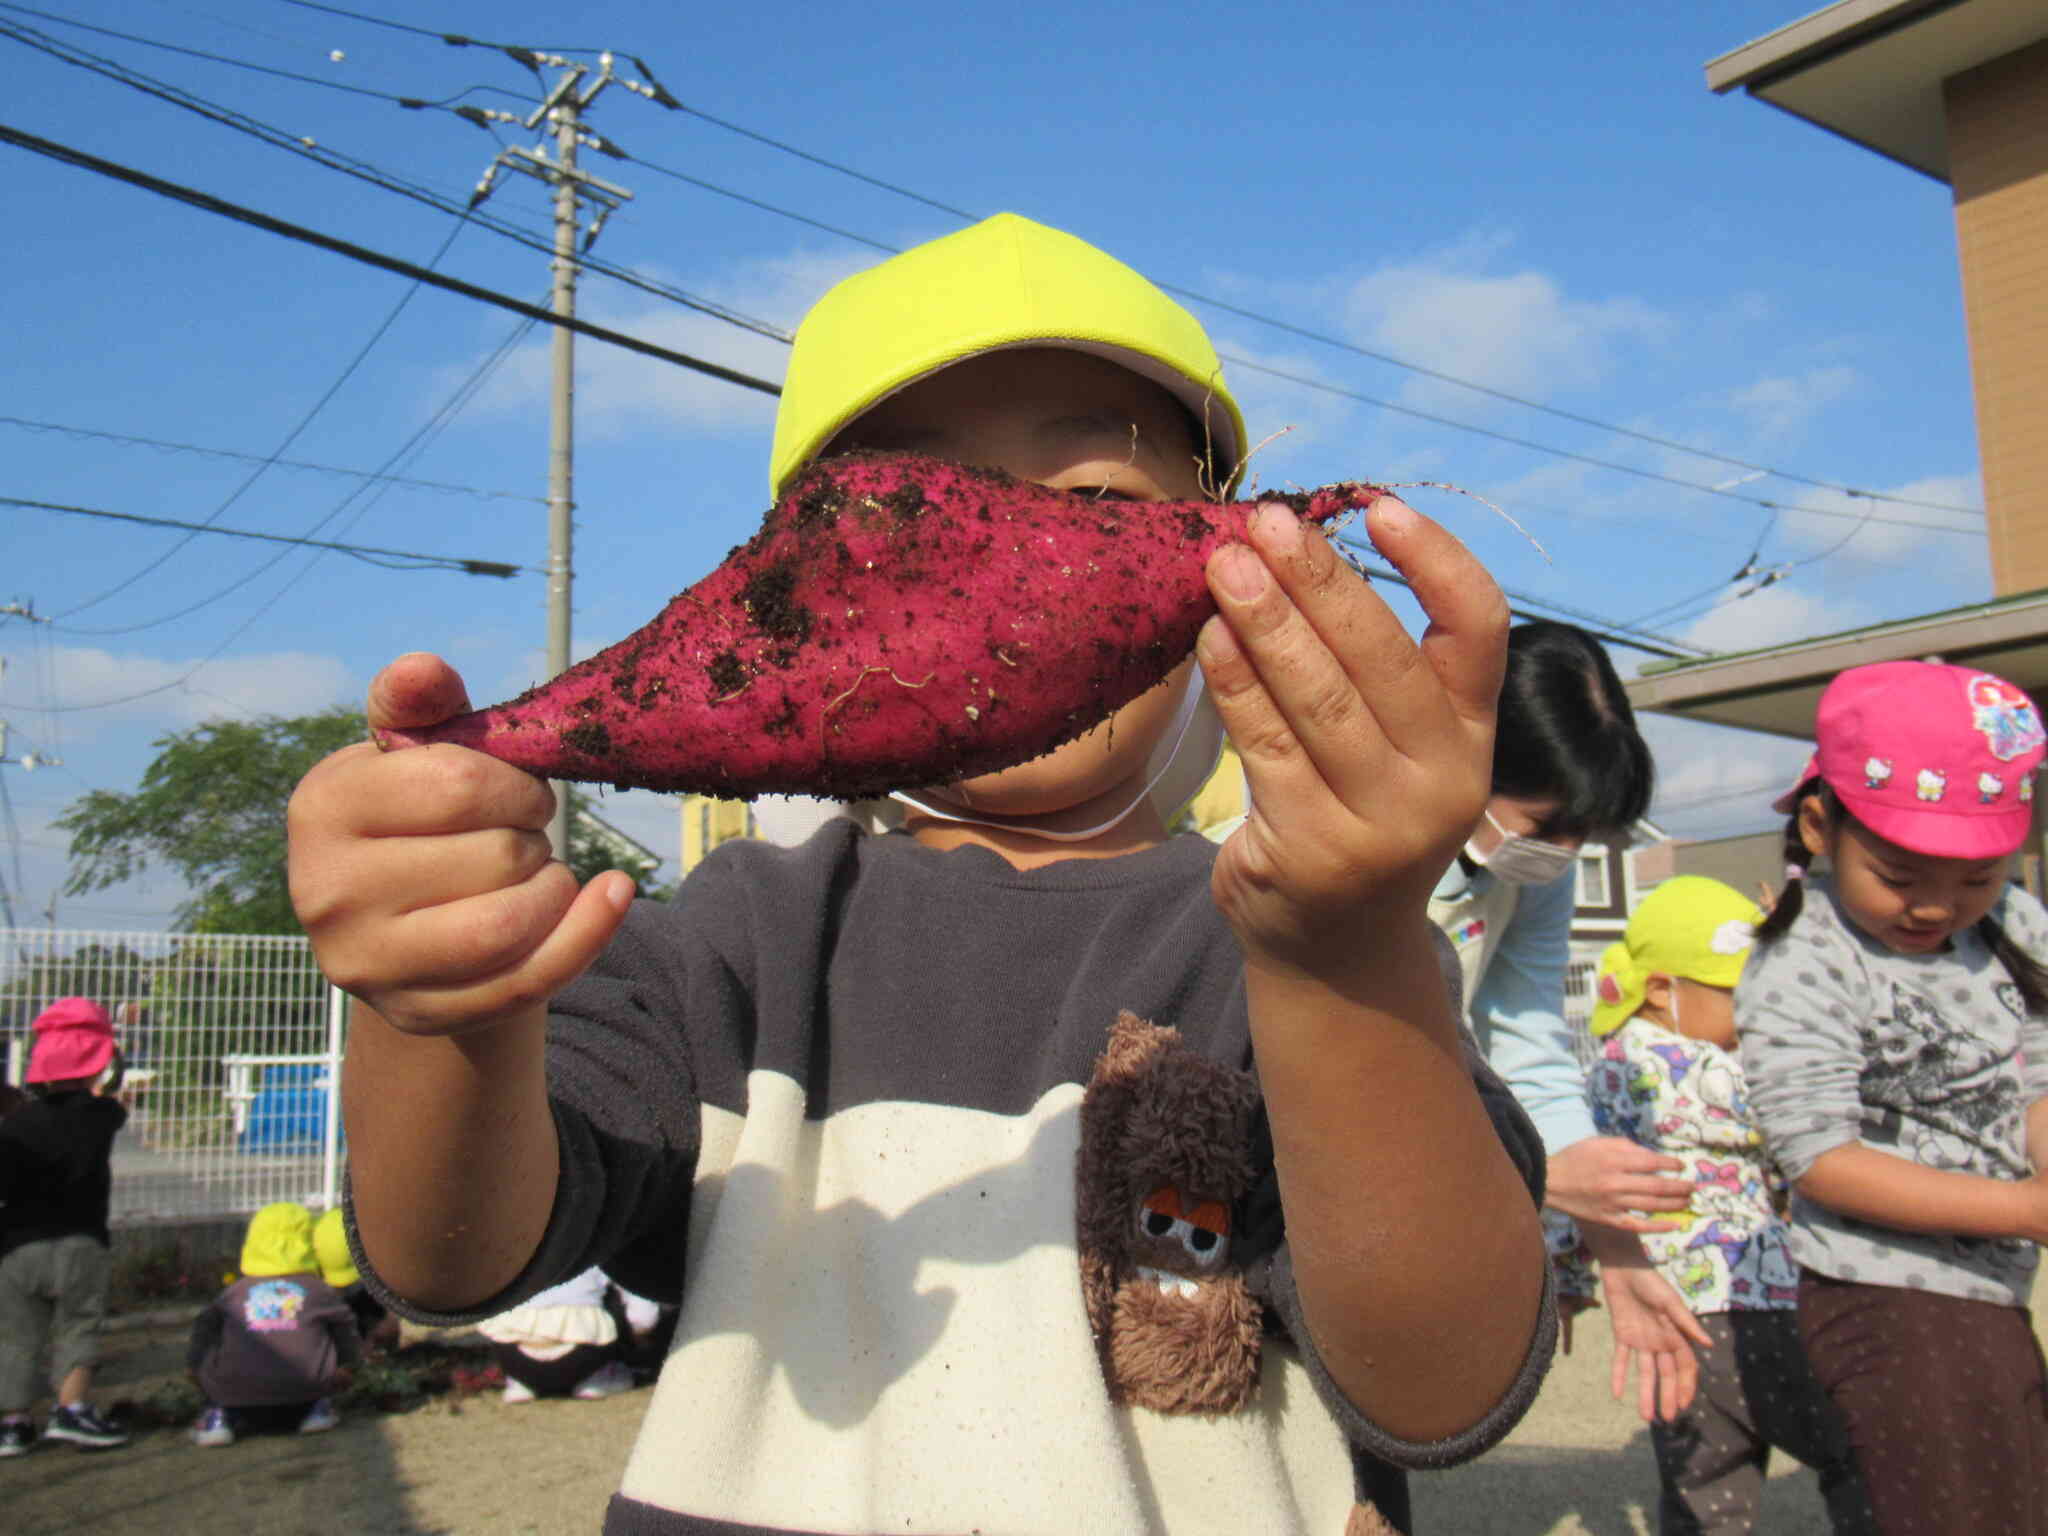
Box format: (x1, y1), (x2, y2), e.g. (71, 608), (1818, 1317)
(0, 0), (491, 107)
(7, 495), (525, 578)
(0, 18), (796, 344)
(0, 415), (542, 502)
(1327, 532), (1703, 660)
(276, 0), (603, 57)
(609, 75), (1983, 523)
(55, 209), (477, 627)
(1, 15), (1968, 663)
(1222, 355), (1981, 539)
(6, 306), (540, 714)
(26, 8), (1974, 541)
(3, 116), (1716, 663)
(0, 120), (784, 395)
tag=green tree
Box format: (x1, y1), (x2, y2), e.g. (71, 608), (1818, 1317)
(566, 789), (673, 900)
(55, 707), (366, 935)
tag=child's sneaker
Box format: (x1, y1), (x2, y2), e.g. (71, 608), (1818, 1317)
(571, 1361), (634, 1401)
(42, 1403), (127, 1451)
(189, 1405), (235, 1449)
(297, 1399), (340, 1435)
(500, 1376), (537, 1405)
(0, 1418), (34, 1457)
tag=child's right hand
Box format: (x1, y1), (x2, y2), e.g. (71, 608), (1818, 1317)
(287, 652), (633, 1037)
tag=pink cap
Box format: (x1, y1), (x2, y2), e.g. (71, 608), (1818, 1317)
(1774, 661), (2045, 859)
(26, 996), (116, 1084)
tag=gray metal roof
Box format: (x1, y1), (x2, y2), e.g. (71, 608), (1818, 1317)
(1705, 0), (2048, 181)
(1625, 588), (2048, 737)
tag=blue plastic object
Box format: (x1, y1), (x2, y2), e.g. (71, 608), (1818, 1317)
(239, 1063), (331, 1152)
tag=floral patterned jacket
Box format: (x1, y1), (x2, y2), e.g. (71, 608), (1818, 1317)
(1552, 1016), (1798, 1314)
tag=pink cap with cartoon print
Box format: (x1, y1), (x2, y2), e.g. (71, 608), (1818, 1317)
(1774, 660), (2046, 859)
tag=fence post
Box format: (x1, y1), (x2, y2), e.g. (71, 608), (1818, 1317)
(321, 982), (346, 1211)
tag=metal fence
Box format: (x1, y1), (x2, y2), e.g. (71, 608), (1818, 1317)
(0, 929), (1606, 1227)
(1, 928), (344, 1228)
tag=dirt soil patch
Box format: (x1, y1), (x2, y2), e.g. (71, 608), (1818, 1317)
(6, 1321), (638, 1536)
(18, 1279), (2003, 1534)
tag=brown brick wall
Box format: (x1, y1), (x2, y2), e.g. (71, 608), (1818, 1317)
(1948, 40), (2048, 597)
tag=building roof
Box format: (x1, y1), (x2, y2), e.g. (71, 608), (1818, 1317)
(1624, 586), (2048, 737)
(577, 804), (660, 866)
(1705, 0), (2048, 181)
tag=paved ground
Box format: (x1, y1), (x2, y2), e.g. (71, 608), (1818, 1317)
(1413, 1321), (1833, 1534)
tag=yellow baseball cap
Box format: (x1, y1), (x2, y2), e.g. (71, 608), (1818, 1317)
(240, 1201), (318, 1279)
(1589, 876), (1763, 1037)
(768, 213), (1246, 499)
(312, 1207), (358, 1290)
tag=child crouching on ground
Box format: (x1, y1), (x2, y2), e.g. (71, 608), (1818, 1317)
(477, 1265), (661, 1403)
(313, 1206), (399, 1355)
(188, 1202), (361, 1447)
(291, 212), (1556, 1535)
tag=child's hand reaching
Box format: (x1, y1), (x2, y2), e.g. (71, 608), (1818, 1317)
(1198, 497), (1505, 978)
(287, 652), (634, 1037)
(1581, 1225), (1711, 1424)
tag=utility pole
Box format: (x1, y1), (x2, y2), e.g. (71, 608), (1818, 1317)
(0, 612), (60, 772)
(0, 605), (59, 931)
(463, 52), (674, 857)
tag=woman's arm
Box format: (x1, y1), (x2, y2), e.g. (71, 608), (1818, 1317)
(1469, 870), (1597, 1153)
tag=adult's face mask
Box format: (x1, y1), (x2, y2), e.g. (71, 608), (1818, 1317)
(1464, 809), (1577, 887)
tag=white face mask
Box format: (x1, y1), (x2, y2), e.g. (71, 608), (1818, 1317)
(1464, 809), (1577, 887)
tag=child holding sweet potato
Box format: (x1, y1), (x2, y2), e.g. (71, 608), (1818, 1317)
(288, 213), (1554, 1534)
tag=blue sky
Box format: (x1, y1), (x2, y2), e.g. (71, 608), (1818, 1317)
(0, 0), (1992, 928)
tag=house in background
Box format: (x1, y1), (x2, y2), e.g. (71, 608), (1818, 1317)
(1625, 0), (2048, 884)
(578, 803), (663, 879)
(1562, 819), (1673, 1034)
(677, 794), (758, 876)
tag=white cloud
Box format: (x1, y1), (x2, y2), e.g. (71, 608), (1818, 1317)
(1638, 712), (1813, 843)
(1204, 339), (1372, 486)
(456, 247), (873, 436)
(1725, 365), (1862, 440)
(1342, 233), (1670, 408)
(8, 647), (355, 741)
(1675, 581), (1872, 657)
(1771, 473), (1985, 567)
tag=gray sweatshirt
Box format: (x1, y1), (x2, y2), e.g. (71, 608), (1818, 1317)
(1737, 876), (2048, 1306)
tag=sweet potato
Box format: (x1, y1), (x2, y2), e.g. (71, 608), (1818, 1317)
(379, 450), (1387, 798)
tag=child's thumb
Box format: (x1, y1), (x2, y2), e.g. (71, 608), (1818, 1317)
(367, 652), (473, 738)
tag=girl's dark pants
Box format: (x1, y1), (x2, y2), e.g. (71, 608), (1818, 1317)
(1799, 1269), (2048, 1535)
(1650, 1308), (1873, 1534)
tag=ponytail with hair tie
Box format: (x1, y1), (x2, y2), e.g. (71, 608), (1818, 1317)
(1754, 785), (1822, 945)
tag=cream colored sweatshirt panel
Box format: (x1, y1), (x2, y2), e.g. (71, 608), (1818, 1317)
(619, 1072), (1354, 1534)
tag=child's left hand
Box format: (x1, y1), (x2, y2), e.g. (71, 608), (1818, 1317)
(1198, 497), (1505, 978)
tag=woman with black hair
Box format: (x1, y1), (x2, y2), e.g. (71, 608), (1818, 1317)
(1430, 621), (1709, 1420)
